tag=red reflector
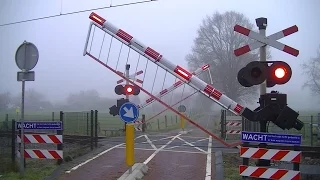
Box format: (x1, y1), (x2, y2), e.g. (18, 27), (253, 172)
(174, 66), (192, 81)
(89, 12), (106, 26)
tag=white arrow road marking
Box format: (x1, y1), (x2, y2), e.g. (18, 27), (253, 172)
(123, 107), (134, 118)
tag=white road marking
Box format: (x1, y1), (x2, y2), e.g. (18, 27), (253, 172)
(140, 135), (173, 144)
(65, 135), (144, 174)
(177, 137), (207, 153)
(178, 135), (209, 139)
(205, 136), (212, 180)
(165, 138), (208, 150)
(143, 133), (181, 165)
(115, 147), (207, 154)
(143, 135), (158, 150)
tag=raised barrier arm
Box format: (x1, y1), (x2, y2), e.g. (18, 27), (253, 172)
(86, 12), (255, 122)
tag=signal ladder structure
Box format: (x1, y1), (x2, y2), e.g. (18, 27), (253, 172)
(83, 12), (264, 147)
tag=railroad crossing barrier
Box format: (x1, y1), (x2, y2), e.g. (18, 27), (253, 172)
(220, 110), (259, 140)
(15, 111), (64, 165)
(240, 146), (301, 179)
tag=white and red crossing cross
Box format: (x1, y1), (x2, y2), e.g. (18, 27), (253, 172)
(116, 70), (144, 84)
(234, 24), (299, 57)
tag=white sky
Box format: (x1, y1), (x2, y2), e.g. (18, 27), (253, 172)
(0, 0), (319, 111)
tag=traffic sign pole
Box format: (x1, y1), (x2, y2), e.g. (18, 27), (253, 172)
(125, 64), (130, 131)
(15, 41), (39, 177)
(256, 18), (267, 96)
(125, 123), (134, 173)
(180, 113), (185, 131)
(255, 17), (271, 168)
(20, 69), (25, 177)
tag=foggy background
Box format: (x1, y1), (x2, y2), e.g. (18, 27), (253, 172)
(0, 0), (319, 112)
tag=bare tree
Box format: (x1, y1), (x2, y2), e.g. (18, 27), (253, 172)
(302, 45), (320, 97)
(186, 11), (271, 107)
(0, 92), (11, 111)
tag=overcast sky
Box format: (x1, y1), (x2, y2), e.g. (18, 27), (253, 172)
(0, 0), (319, 111)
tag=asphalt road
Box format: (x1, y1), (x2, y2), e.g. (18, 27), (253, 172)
(57, 114), (238, 180)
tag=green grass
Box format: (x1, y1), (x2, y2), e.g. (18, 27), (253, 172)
(0, 157), (56, 180)
(224, 166), (242, 180)
(1, 166), (56, 180)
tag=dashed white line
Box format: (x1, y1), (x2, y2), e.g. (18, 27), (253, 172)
(143, 133), (181, 165)
(65, 135), (144, 174)
(177, 137), (207, 153)
(205, 136), (212, 180)
(144, 135), (158, 150)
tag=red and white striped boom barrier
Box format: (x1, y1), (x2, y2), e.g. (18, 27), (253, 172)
(137, 64), (210, 109)
(233, 24), (299, 57)
(86, 12), (253, 121)
(239, 147), (301, 180)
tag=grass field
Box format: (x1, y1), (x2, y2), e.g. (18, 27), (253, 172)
(0, 111), (181, 136)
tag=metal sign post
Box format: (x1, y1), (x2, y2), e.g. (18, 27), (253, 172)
(15, 41), (39, 177)
(119, 102), (139, 174)
(178, 105), (186, 132)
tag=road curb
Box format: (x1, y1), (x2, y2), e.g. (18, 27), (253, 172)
(118, 163), (148, 180)
(215, 151), (224, 180)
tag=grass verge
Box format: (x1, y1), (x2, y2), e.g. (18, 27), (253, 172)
(0, 158), (57, 180)
(223, 153), (249, 180)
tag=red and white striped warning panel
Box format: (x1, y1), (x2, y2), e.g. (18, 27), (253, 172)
(226, 130), (241, 134)
(239, 165), (300, 180)
(234, 24), (299, 57)
(117, 70), (144, 84)
(240, 147), (301, 163)
(17, 134), (63, 144)
(226, 122), (242, 126)
(17, 149), (63, 159)
(134, 120), (143, 131)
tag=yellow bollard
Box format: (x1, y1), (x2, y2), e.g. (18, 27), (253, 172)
(180, 113), (185, 131)
(125, 123), (134, 167)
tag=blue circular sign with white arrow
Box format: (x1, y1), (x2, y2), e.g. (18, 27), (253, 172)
(119, 102), (139, 123)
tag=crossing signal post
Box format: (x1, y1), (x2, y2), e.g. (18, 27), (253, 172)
(234, 18), (304, 168)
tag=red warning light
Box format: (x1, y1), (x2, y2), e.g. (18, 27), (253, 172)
(269, 61), (292, 85)
(126, 86), (133, 93)
(274, 67), (286, 79)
